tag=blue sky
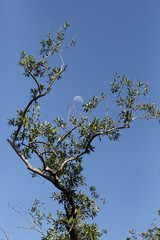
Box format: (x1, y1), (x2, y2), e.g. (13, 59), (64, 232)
(1, 0), (160, 239)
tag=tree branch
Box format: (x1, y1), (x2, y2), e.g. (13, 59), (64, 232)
(0, 227), (10, 240)
(13, 66), (67, 143)
(7, 138), (56, 185)
(45, 64), (67, 93)
(9, 203), (47, 238)
(57, 97), (104, 147)
(27, 143), (58, 176)
(7, 138), (76, 216)
(56, 124), (81, 147)
(24, 66), (41, 94)
(55, 124), (130, 174)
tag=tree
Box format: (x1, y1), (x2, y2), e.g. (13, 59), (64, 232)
(6, 23), (160, 240)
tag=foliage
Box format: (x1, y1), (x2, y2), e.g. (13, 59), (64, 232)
(7, 23), (160, 239)
(126, 212), (160, 240)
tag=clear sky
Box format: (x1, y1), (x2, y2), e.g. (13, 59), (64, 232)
(1, 0), (160, 239)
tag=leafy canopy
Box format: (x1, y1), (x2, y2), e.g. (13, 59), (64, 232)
(6, 22), (160, 240)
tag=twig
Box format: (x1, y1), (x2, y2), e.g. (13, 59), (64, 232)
(0, 227), (10, 240)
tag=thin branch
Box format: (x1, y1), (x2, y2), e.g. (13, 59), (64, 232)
(56, 124), (81, 147)
(55, 133), (102, 174)
(34, 126), (57, 153)
(105, 95), (109, 132)
(132, 115), (159, 121)
(0, 227), (10, 240)
(13, 94), (45, 142)
(9, 203), (33, 226)
(31, 141), (56, 153)
(57, 96), (104, 147)
(55, 124), (130, 174)
(32, 39), (62, 68)
(9, 206), (47, 238)
(13, 66), (67, 143)
(56, 48), (65, 70)
(22, 142), (48, 170)
(24, 66), (41, 93)
(27, 144), (58, 175)
(33, 52), (51, 68)
(66, 224), (74, 236)
(45, 65), (67, 93)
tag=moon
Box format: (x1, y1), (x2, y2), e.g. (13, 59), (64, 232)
(73, 96), (83, 103)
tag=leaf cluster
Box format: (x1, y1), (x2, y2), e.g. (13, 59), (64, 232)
(127, 212), (160, 239)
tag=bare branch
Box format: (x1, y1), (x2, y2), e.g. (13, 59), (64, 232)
(9, 203), (47, 238)
(0, 227), (10, 240)
(56, 48), (65, 70)
(132, 115), (159, 121)
(105, 95), (109, 132)
(9, 203), (33, 226)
